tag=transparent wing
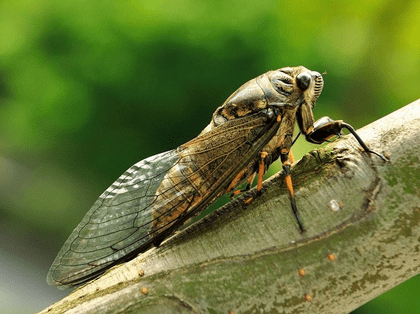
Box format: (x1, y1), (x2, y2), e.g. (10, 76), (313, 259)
(47, 109), (280, 288)
(47, 150), (179, 287)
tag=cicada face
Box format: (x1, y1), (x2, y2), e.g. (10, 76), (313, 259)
(207, 66), (324, 131)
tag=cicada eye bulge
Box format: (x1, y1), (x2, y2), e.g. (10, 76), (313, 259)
(296, 72), (311, 91)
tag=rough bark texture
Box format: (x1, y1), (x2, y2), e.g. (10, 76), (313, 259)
(40, 100), (420, 314)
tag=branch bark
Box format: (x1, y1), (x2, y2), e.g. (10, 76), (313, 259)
(41, 99), (420, 314)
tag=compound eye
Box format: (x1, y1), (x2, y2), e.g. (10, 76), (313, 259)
(296, 72), (311, 91)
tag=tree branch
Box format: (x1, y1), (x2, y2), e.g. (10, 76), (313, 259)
(40, 99), (420, 314)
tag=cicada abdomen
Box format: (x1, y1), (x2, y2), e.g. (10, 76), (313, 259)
(48, 66), (384, 288)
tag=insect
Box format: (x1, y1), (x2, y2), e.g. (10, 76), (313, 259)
(47, 66), (384, 287)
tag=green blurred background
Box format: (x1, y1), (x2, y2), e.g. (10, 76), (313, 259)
(0, 0), (419, 313)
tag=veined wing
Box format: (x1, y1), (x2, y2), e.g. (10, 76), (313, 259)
(47, 150), (179, 287)
(47, 109), (280, 288)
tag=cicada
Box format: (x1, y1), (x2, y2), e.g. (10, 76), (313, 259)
(47, 66), (384, 287)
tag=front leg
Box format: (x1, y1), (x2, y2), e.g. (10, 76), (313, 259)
(305, 116), (386, 161)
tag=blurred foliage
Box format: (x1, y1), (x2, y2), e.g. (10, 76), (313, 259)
(0, 0), (419, 313)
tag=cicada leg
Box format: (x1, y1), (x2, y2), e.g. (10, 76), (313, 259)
(257, 151), (268, 194)
(306, 117), (387, 161)
(230, 150), (267, 205)
(258, 150), (295, 193)
(280, 149), (305, 233)
(227, 168), (248, 196)
(229, 172), (256, 199)
(241, 151), (268, 205)
(288, 150), (295, 164)
(244, 172), (256, 191)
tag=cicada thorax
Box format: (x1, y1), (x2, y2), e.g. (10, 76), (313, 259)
(206, 67), (310, 132)
(199, 68), (307, 171)
(149, 109), (281, 240)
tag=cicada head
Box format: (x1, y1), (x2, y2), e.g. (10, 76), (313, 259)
(204, 66), (323, 132)
(267, 66), (324, 110)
